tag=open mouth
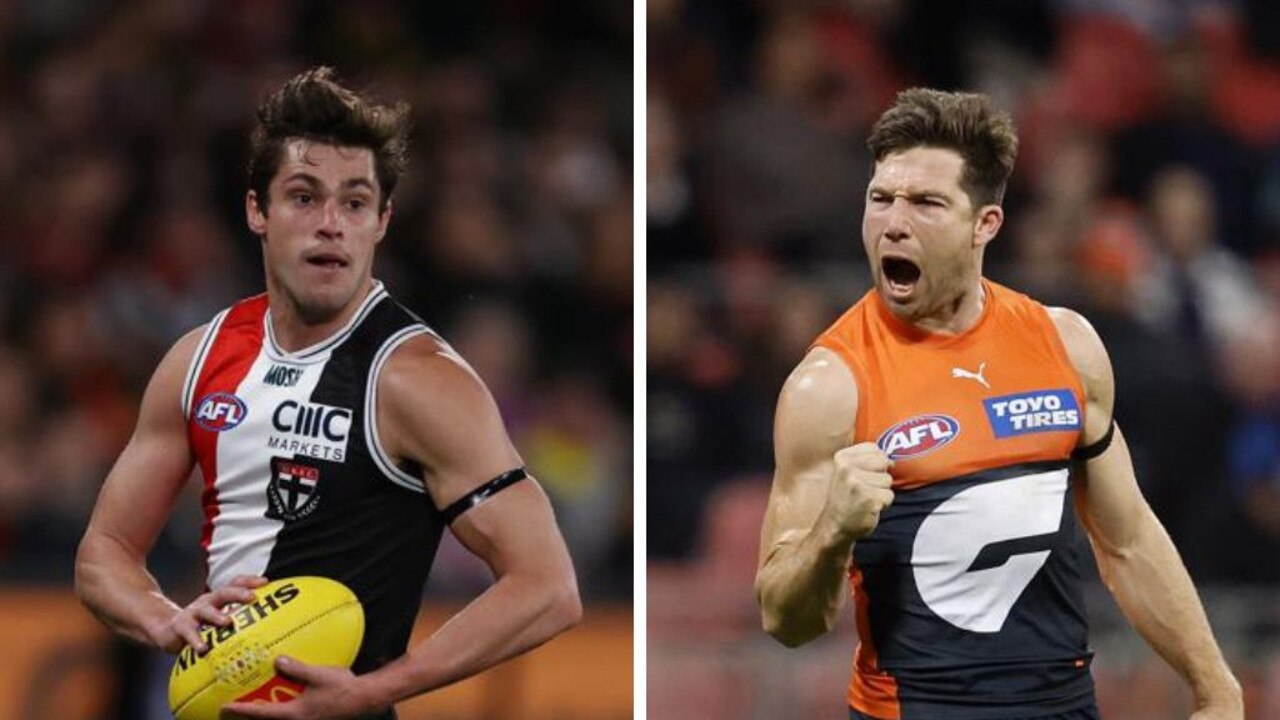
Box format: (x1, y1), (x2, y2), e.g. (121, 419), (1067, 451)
(305, 253), (349, 270)
(881, 256), (921, 297)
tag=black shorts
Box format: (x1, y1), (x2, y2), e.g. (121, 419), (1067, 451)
(849, 705), (1101, 720)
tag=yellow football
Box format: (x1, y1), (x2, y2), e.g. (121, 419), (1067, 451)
(168, 576), (364, 720)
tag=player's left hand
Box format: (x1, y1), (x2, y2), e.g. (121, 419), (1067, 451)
(220, 656), (386, 719)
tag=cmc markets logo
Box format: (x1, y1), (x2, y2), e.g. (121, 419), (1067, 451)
(876, 414), (960, 460)
(194, 392), (248, 432)
(267, 400), (352, 462)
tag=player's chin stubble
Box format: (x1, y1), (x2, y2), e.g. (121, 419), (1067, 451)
(297, 288), (355, 325)
(277, 271), (356, 325)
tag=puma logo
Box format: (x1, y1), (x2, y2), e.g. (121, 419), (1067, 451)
(952, 362), (990, 389)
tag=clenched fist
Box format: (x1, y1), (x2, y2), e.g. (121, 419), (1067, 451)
(823, 443), (895, 541)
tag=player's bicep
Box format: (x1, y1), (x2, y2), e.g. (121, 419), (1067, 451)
(1073, 425), (1150, 556)
(758, 348), (857, 566)
(376, 337), (524, 513)
(1048, 308), (1152, 554)
(758, 464), (835, 567)
(84, 329), (201, 556)
(447, 478), (572, 579)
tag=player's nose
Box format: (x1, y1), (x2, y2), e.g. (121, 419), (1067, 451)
(316, 198), (342, 239)
(883, 198), (911, 241)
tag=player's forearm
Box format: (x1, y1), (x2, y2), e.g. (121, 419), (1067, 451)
(1097, 509), (1241, 708)
(354, 568), (581, 707)
(74, 529), (181, 649)
(756, 516), (854, 647)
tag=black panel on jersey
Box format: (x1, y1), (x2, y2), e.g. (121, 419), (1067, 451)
(852, 460), (1097, 719)
(262, 297), (444, 682)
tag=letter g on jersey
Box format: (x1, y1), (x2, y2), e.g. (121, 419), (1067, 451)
(912, 469), (1068, 633)
(194, 392), (248, 432)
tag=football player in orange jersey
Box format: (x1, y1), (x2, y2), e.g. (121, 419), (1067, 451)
(755, 89), (1241, 720)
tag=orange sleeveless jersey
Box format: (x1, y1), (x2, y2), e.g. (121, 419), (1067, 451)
(813, 280), (1096, 719)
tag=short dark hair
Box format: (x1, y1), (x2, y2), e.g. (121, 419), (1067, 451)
(248, 66), (410, 214)
(867, 88), (1018, 207)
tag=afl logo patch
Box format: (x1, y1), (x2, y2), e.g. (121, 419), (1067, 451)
(194, 392), (248, 432)
(877, 414), (960, 460)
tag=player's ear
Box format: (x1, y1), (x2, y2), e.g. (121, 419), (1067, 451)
(247, 190), (268, 237)
(973, 204), (1003, 248)
(375, 200), (392, 245)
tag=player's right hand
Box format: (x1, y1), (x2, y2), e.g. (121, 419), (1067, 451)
(153, 574), (269, 654)
(823, 443), (895, 541)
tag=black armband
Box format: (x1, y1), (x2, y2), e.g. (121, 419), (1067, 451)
(1072, 420), (1115, 461)
(440, 467), (528, 523)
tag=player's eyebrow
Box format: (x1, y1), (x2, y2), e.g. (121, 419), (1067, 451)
(911, 191), (951, 204)
(868, 185), (952, 202)
(279, 173), (376, 193)
(281, 172), (322, 188)
(340, 178), (376, 193)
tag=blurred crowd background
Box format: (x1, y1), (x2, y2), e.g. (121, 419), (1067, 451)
(0, 1), (632, 718)
(648, 0), (1280, 717)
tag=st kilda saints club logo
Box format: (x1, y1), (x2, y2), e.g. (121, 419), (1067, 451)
(267, 457), (322, 521)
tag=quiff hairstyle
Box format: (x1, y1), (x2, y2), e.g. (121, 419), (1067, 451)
(867, 88), (1018, 207)
(248, 66), (410, 214)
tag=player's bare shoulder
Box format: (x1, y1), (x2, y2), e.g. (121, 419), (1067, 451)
(374, 332), (521, 499)
(162, 324), (210, 379)
(377, 333), (493, 414)
(775, 347), (860, 469)
(1045, 306), (1112, 399)
(139, 323), (213, 427)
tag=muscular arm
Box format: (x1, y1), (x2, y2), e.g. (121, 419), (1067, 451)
(75, 328), (261, 653)
(350, 336), (581, 706)
(1050, 308), (1241, 716)
(755, 347), (887, 647)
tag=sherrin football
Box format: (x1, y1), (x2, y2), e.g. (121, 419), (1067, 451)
(168, 576), (365, 720)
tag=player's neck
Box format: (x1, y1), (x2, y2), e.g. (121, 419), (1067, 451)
(268, 278), (377, 353)
(904, 280), (986, 336)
